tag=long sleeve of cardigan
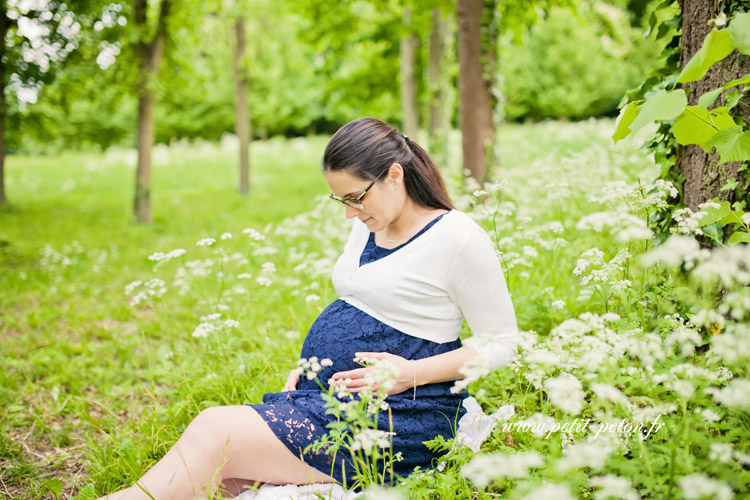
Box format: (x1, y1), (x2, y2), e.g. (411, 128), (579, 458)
(445, 227), (519, 371)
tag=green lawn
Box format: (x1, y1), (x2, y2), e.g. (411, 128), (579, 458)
(2, 121), (747, 500)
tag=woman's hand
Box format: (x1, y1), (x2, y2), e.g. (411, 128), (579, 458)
(281, 368), (302, 392)
(328, 351), (416, 397)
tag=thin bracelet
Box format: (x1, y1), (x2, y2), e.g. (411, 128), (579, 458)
(412, 360), (417, 400)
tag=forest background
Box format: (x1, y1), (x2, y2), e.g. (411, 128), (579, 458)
(3, 0), (750, 499)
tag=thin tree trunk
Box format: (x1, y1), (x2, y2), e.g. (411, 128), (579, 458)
(457, 0), (494, 183)
(133, 0), (172, 223)
(0, 2), (8, 206)
(428, 8), (453, 164)
(429, 8), (447, 138)
(400, 7), (420, 139)
(678, 0), (750, 210)
(233, 15), (251, 196)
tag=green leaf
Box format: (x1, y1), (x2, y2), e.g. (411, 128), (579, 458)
(73, 485), (97, 500)
(706, 126), (750, 164)
(724, 74), (750, 89)
(697, 88), (723, 108)
(726, 89), (743, 109)
(698, 201), (731, 226)
(677, 29), (734, 83)
(729, 13), (750, 55)
(673, 106), (735, 148)
(719, 209), (744, 225)
(728, 231), (750, 244)
(612, 102), (640, 143)
(629, 90), (687, 134)
(720, 178), (739, 192)
(45, 479), (64, 500)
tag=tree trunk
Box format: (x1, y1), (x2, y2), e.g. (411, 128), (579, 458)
(457, 0), (494, 183)
(428, 8), (447, 138)
(133, 0), (172, 223)
(233, 15), (251, 196)
(400, 7), (420, 139)
(0, 2), (8, 206)
(678, 0), (750, 210)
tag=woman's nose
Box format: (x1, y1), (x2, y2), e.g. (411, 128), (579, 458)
(345, 205), (359, 219)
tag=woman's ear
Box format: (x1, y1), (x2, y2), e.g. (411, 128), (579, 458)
(387, 163), (404, 185)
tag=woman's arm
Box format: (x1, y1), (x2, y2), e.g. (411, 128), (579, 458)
(329, 346), (480, 396)
(330, 225), (519, 396)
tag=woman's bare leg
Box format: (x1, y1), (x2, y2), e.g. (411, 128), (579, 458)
(95, 406), (336, 500)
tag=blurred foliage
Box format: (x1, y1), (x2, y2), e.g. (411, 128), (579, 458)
(7, 0), (663, 152)
(502, 2), (663, 120)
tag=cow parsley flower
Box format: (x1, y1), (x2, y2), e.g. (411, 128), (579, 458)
(462, 450), (544, 487)
(678, 474), (732, 500)
(196, 238), (216, 247)
(522, 482), (575, 500)
(589, 474), (640, 500)
(544, 372), (586, 415)
(705, 378), (750, 410)
(242, 227), (266, 240)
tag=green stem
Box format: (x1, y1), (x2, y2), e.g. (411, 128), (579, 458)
(636, 433), (658, 494)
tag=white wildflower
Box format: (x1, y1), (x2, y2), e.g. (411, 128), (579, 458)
(237, 273), (252, 279)
(709, 443), (733, 463)
(667, 379), (695, 399)
(196, 238), (216, 247)
(223, 319), (239, 329)
(522, 482), (575, 500)
(705, 378), (750, 410)
(556, 440), (613, 472)
(256, 276), (272, 287)
(305, 294), (320, 302)
(678, 474), (732, 500)
(242, 227), (266, 240)
(350, 429), (394, 452)
(589, 474), (640, 500)
(591, 383), (630, 407)
(124, 280), (142, 295)
(641, 235), (709, 269)
(220, 232), (232, 240)
(552, 300), (566, 310)
(261, 262), (276, 274)
(363, 360), (400, 392)
(462, 450), (544, 488)
(665, 327), (702, 356)
(192, 322), (214, 338)
(544, 373), (586, 415)
(698, 408), (721, 422)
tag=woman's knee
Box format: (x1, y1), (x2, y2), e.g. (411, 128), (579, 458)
(182, 406), (234, 449)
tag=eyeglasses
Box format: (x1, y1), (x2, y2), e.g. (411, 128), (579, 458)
(329, 180), (376, 209)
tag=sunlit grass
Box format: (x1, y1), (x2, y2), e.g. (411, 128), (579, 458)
(1, 120), (747, 499)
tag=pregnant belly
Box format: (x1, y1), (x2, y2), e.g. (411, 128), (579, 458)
(296, 300), (463, 394)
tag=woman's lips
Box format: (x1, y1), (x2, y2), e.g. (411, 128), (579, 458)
(362, 217), (372, 224)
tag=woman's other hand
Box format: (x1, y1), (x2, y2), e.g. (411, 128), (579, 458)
(328, 351), (416, 397)
(281, 368), (302, 392)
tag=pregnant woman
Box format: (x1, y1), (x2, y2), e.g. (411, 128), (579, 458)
(98, 117), (518, 499)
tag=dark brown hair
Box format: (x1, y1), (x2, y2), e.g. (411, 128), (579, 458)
(322, 117), (454, 211)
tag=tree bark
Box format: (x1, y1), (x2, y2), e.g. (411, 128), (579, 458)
(233, 14), (251, 196)
(457, 0), (494, 183)
(0, 2), (8, 206)
(133, 0), (172, 223)
(400, 7), (420, 139)
(428, 8), (448, 137)
(678, 0), (750, 210)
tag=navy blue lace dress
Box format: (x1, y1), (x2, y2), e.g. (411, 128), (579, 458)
(251, 214), (467, 485)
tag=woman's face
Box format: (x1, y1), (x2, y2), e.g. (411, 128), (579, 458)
(325, 165), (405, 232)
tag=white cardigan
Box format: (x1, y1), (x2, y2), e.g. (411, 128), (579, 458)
(331, 210), (519, 371)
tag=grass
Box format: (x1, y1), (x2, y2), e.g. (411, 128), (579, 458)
(1, 120), (747, 500)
